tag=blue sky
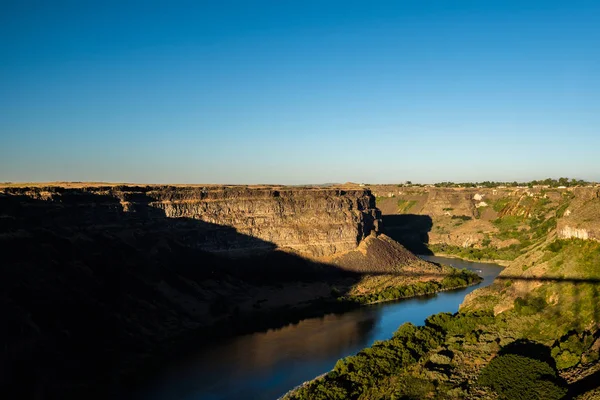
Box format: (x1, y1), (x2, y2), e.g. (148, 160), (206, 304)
(1, 0), (599, 184)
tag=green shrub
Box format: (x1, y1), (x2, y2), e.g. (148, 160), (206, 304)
(514, 296), (547, 315)
(292, 323), (444, 399)
(451, 215), (472, 221)
(478, 353), (567, 400)
(389, 375), (436, 399)
(425, 311), (495, 335)
(548, 240), (565, 253)
(551, 331), (596, 369)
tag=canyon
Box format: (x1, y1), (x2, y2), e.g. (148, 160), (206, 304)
(0, 184), (471, 399)
(4, 182), (599, 399)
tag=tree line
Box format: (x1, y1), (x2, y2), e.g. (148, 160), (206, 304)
(432, 177), (591, 188)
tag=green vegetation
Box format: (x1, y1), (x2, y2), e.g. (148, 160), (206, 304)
(556, 200), (572, 218)
(287, 238), (600, 400)
(430, 193), (569, 262)
(492, 197), (511, 212)
(478, 353), (567, 400)
(341, 269), (481, 305)
(429, 242), (525, 261)
(514, 296), (547, 316)
(433, 177), (591, 188)
(289, 322), (445, 400)
(450, 215), (471, 221)
(289, 306), (595, 399)
(375, 196), (393, 203)
(397, 199), (417, 213)
(552, 331), (599, 369)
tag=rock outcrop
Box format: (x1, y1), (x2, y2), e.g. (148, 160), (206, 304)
(556, 187), (600, 242)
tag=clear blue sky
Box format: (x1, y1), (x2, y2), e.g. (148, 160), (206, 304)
(1, 0), (599, 184)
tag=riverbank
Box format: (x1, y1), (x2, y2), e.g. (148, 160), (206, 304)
(340, 268), (482, 305)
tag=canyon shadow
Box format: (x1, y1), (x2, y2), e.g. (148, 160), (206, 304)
(381, 214), (433, 255)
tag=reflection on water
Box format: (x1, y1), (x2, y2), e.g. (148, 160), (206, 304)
(133, 256), (503, 400)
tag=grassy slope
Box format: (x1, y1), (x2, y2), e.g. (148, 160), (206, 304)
(429, 191), (573, 262)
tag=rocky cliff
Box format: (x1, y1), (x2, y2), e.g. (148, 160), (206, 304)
(2, 185), (380, 258)
(556, 187), (600, 242)
(2, 184), (455, 399)
(371, 185), (600, 256)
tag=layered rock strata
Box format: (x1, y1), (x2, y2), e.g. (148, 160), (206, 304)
(1, 185), (380, 257)
(371, 185), (600, 251)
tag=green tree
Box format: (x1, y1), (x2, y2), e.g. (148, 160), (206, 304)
(478, 341), (568, 400)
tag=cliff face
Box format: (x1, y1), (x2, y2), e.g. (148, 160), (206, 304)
(556, 187), (600, 242)
(2, 185), (380, 258)
(371, 185), (600, 253)
(151, 187), (380, 257)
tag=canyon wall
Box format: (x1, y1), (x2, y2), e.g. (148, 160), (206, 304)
(373, 185), (600, 325)
(556, 187), (600, 242)
(1, 185), (380, 258)
(371, 185), (600, 252)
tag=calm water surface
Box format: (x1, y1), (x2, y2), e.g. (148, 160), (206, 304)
(133, 256), (503, 400)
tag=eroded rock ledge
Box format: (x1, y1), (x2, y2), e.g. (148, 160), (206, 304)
(2, 185), (381, 257)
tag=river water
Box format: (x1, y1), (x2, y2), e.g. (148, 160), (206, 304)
(133, 256), (503, 400)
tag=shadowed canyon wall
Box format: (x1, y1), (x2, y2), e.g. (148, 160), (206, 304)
(1, 185), (381, 257)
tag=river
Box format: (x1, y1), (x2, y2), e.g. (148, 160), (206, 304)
(132, 256), (503, 400)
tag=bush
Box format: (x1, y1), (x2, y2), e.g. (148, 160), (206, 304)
(451, 215), (472, 221)
(425, 311), (495, 336)
(514, 296), (547, 315)
(291, 324), (444, 399)
(478, 353), (567, 400)
(548, 240), (565, 253)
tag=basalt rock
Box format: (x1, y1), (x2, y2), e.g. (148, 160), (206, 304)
(1, 185), (381, 257)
